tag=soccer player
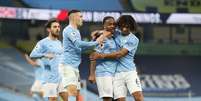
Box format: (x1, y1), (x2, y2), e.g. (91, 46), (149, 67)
(88, 16), (117, 101)
(90, 15), (144, 101)
(30, 18), (66, 101)
(59, 9), (107, 100)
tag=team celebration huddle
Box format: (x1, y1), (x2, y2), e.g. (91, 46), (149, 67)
(25, 9), (144, 101)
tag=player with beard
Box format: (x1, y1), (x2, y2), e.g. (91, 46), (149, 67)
(30, 18), (67, 101)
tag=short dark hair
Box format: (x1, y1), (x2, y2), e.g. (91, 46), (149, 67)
(117, 15), (138, 32)
(68, 9), (81, 16)
(103, 16), (115, 25)
(45, 18), (59, 29)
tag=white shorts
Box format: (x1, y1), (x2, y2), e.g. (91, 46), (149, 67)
(58, 81), (67, 93)
(113, 71), (142, 99)
(31, 80), (43, 93)
(96, 76), (113, 98)
(43, 83), (58, 97)
(59, 64), (80, 90)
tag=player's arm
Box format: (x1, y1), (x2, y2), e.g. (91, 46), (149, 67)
(91, 30), (112, 42)
(91, 36), (137, 60)
(30, 42), (46, 58)
(30, 42), (54, 59)
(74, 40), (98, 48)
(24, 54), (39, 67)
(88, 55), (97, 84)
(68, 30), (110, 48)
(90, 48), (128, 60)
(91, 30), (101, 40)
(66, 31), (98, 48)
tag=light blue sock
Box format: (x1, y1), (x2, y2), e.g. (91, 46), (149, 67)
(68, 96), (76, 101)
(43, 97), (48, 101)
(32, 93), (44, 101)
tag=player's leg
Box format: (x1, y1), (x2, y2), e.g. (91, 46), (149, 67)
(113, 72), (127, 101)
(96, 76), (113, 101)
(131, 91), (144, 101)
(58, 82), (68, 101)
(59, 64), (79, 96)
(43, 83), (58, 101)
(31, 80), (44, 101)
(59, 92), (68, 101)
(126, 71), (144, 101)
(76, 80), (82, 101)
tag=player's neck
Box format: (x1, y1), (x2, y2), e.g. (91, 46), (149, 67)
(48, 33), (57, 40)
(69, 22), (78, 29)
(107, 33), (113, 38)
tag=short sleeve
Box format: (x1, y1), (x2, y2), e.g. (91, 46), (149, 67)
(123, 38), (138, 52)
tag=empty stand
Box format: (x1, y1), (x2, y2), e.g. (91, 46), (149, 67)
(21, 0), (123, 11)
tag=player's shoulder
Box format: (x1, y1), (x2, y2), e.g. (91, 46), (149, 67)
(37, 37), (48, 45)
(126, 33), (139, 45)
(56, 40), (62, 44)
(113, 29), (121, 37)
(130, 33), (139, 41)
(63, 25), (75, 33)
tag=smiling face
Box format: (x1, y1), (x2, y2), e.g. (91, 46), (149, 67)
(103, 18), (116, 34)
(117, 15), (137, 36)
(119, 24), (130, 35)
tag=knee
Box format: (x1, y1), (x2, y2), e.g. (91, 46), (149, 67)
(67, 85), (78, 96)
(59, 92), (68, 101)
(70, 90), (78, 96)
(49, 97), (57, 101)
(135, 97), (144, 101)
(132, 91), (144, 101)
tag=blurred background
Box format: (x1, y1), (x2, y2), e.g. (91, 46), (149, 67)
(0, 0), (201, 101)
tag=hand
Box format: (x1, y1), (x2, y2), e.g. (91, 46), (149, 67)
(96, 34), (105, 45)
(90, 52), (104, 60)
(88, 75), (96, 84)
(24, 53), (29, 60)
(95, 30), (112, 44)
(44, 53), (54, 59)
(24, 53), (39, 67)
(91, 30), (101, 40)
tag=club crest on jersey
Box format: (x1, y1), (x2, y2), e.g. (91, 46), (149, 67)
(71, 32), (76, 36)
(35, 44), (41, 49)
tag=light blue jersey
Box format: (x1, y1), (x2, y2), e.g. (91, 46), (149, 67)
(114, 31), (139, 72)
(30, 37), (63, 83)
(62, 25), (98, 69)
(95, 37), (118, 77)
(34, 59), (44, 81)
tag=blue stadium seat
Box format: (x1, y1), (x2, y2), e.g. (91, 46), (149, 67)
(21, 0), (123, 11)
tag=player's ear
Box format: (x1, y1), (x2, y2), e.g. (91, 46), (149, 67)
(46, 28), (51, 33)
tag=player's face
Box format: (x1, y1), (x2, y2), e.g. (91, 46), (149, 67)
(104, 18), (116, 34)
(50, 22), (60, 37)
(119, 24), (130, 36)
(75, 12), (83, 27)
